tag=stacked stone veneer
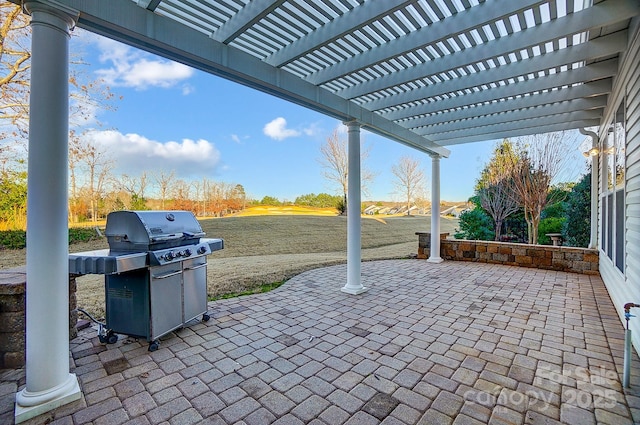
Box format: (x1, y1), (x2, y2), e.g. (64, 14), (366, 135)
(0, 267), (78, 369)
(416, 232), (599, 274)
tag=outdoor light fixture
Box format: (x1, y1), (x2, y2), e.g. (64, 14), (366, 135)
(583, 147), (600, 157)
(582, 146), (616, 158)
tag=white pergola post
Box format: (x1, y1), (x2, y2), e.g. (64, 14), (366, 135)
(428, 154), (443, 263)
(580, 128), (600, 250)
(15, 3), (81, 423)
(341, 121), (368, 295)
(590, 148), (599, 250)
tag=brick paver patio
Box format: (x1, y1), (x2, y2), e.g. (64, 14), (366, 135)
(2, 260), (640, 424)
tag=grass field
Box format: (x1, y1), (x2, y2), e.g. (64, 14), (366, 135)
(0, 207), (459, 318)
(231, 205), (338, 217)
(201, 213), (457, 256)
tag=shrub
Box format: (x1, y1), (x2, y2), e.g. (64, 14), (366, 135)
(294, 193), (342, 208)
(260, 196), (282, 206)
(563, 172), (591, 247)
(0, 227), (102, 250)
(69, 227), (101, 244)
(455, 208), (494, 240)
(538, 217), (566, 245)
(0, 230), (26, 250)
(336, 197), (346, 215)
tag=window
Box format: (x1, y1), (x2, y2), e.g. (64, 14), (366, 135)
(600, 102), (626, 273)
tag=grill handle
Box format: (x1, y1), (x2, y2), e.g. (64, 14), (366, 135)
(184, 263), (207, 271)
(150, 233), (184, 242)
(152, 270), (182, 279)
(183, 231), (206, 238)
(106, 233), (128, 240)
(149, 231), (205, 243)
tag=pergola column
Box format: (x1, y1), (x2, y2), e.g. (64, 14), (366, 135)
(15, 3), (81, 423)
(580, 128), (600, 249)
(590, 151), (599, 250)
(428, 154), (443, 263)
(341, 121), (368, 295)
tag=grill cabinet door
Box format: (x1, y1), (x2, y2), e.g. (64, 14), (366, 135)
(149, 264), (183, 340)
(105, 270), (150, 339)
(183, 257), (208, 322)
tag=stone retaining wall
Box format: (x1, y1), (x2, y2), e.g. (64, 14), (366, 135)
(0, 267), (78, 369)
(416, 233), (599, 274)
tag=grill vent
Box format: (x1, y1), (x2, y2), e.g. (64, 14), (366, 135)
(108, 288), (133, 299)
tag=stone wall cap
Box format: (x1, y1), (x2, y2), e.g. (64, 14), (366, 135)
(0, 266), (27, 294)
(559, 246), (598, 254)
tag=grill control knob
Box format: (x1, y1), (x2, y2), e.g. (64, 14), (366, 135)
(164, 251), (176, 261)
(183, 249), (192, 257)
(197, 246), (207, 255)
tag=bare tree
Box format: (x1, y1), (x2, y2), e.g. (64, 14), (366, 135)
(153, 170), (175, 210)
(510, 131), (577, 244)
(117, 172), (148, 210)
(67, 136), (114, 222)
(391, 156), (425, 216)
(68, 132), (82, 222)
(413, 187), (431, 214)
(192, 179), (204, 216)
(319, 129), (374, 214)
(208, 181), (233, 216)
(0, 4), (30, 141)
(201, 177), (210, 216)
(1, 5), (116, 142)
(170, 179), (193, 212)
(82, 142), (113, 223)
(476, 140), (521, 240)
(2, 5), (117, 225)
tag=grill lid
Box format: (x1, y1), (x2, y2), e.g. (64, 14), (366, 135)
(105, 210), (205, 251)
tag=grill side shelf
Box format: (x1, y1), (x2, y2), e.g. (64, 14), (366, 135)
(202, 238), (224, 252)
(69, 250), (148, 275)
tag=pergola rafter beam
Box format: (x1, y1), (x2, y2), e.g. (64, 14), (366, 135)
(265, 0), (415, 67)
(364, 30), (627, 112)
(335, 0), (639, 100)
(136, 0), (161, 11)
(415, 96), (606, 135)
(438, 119), (601, 145)
(431, 109), (601, 140)
(305, 0), (548, 85)
(379, 58), (618, 121)
(211, 0), (284, 44)
(399, 78), (612, 127)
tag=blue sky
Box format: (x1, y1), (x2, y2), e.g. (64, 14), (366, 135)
(71, 31), (587, 203)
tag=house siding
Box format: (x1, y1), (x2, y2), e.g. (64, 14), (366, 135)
(600, 21), (640, 352)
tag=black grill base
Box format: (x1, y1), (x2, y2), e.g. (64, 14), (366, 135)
(106, 270), (150, 340)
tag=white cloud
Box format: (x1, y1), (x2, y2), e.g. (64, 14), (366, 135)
(181, 84), (195, 95)
(263, 117), (301, 141)
(86, 130), (221, 178)
(230, 134), (251, 144)
(302, 122), (321, 137)
(263, 117), (319, 141)
(93, 37), (193, 90)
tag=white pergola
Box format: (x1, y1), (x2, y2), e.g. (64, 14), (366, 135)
(11, 0), (640, 422)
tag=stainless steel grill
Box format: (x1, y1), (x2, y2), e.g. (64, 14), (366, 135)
(69, 210), (223, 351)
